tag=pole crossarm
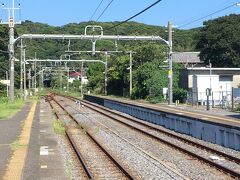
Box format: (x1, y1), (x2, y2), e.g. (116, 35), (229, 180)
(14, 34), (169, 46)
(26, 59), (107, 65)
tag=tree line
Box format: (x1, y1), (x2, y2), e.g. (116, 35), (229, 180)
(0, 14), (239, 102)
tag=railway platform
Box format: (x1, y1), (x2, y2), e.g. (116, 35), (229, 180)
(84, 94), (240, 150)
(168, 103), (240, 120)
(0, 100), (69, 179)
(0, 95), (240, 180)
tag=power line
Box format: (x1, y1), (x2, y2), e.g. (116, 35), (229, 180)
(89, 0), (105, 21)
(179, 2), (240, 28)
(96, 0), (115, 21)
(106, 0), (162, 31)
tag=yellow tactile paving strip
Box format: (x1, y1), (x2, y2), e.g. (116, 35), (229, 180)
(3, 102), (37, 180)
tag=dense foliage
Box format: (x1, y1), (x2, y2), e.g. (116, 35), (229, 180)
(1, 16), (238, 102)
(197, 14), (240, 67)
(0, 21), (195, 101)
(0, 26), (10, 96)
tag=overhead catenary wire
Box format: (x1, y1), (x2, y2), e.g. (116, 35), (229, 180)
(79, 0), (109, 54)
(96, 0), (115, 22)
(178, 2), (240, 28)
(106, 0), (162, 31)
(89, 0), (105, 21)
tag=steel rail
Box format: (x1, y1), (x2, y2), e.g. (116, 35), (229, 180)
(46, 95), (94, 180)
(62, 94), (240, 178)
(80, 98), (240, 164)
(51, 95), (134, 180)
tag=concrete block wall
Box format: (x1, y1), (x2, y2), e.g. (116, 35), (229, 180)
(84, 95), (240, 150)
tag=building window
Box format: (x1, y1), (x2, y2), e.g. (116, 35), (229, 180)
(219, 75), (233, 82)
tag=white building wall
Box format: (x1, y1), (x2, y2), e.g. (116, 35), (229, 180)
(193, 75), (221, 105)
(233, 75), (240, 88)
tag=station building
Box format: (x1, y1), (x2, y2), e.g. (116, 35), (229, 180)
(173, 52), (240, 106)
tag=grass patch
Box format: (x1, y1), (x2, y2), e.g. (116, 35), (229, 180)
(0, 99), (25, 120)
(52, 120), (65, 135)
(10, 139), (27, 151)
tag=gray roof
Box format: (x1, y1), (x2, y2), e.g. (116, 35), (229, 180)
(172, 52), (201, 63)
(187, 67), (240, 71)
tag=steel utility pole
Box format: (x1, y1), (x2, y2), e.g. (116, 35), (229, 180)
(9, 23), (15, 101)
(129, 51), (133, 97)
(28, 68), (31, 90)
(67, 67), (69, 93)
(104, 52), (108, 95)
(18, 39), (26, 98)
(34, 54), (37, 92)
(6, 71), (9, 97)
(80, 62), (83, 97)
(23, 49), (27, 100)
(168, 21), (173, 105)
(0, 0), (21, 101)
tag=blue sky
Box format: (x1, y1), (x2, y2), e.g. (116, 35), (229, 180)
(1, 0), (240, 29)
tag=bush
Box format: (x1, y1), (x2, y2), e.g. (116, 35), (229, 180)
(173, 88), (187, 103)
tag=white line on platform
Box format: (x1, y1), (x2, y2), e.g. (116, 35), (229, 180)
(40, 146), (49, 155)
(40, 165), (48, 169)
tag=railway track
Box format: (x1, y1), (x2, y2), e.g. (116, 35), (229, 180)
(59, 94), (240, 179)
(52, 94), (190, 179)
(46, 94), (133, 179)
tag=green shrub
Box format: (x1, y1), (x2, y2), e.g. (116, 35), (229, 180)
(173, 88), (188, 103)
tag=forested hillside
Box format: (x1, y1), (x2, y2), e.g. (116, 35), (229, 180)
(14, 21), (199, 58)
(0, 14), (239, 101)
(0, 21), (198, 99)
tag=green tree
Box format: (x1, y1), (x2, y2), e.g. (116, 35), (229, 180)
(0, 26), (10, 97)
(86, 63), (105, 94)
(107, 55), (129, 96)
(0, 20), (201, 99)
(196, 14), (240, 67)
(131, 44), (168, 100)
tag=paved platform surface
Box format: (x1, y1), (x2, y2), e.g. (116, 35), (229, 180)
(0, 102), (32, 177)
(85, 94), (240, 120)
(168, 104), (240, 120)
(0, 100), (68, 179)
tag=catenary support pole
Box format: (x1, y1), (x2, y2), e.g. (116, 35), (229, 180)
(105, 52), (108, 95)
(129, 51), (133, 97)
(34, 56), (37, 92)
(9, 27), (15, 101)
(67, 67), (69, 92)
(23, 49), (27, 100)
(19, 39), (23, 97)
(80, 62), (83, 97)
(28, 68), (31, 90)
(6, 71), (8, 97)
(168, 21), (173, 105)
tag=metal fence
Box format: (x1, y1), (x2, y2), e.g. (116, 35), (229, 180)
(187, 88), (240, 110)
